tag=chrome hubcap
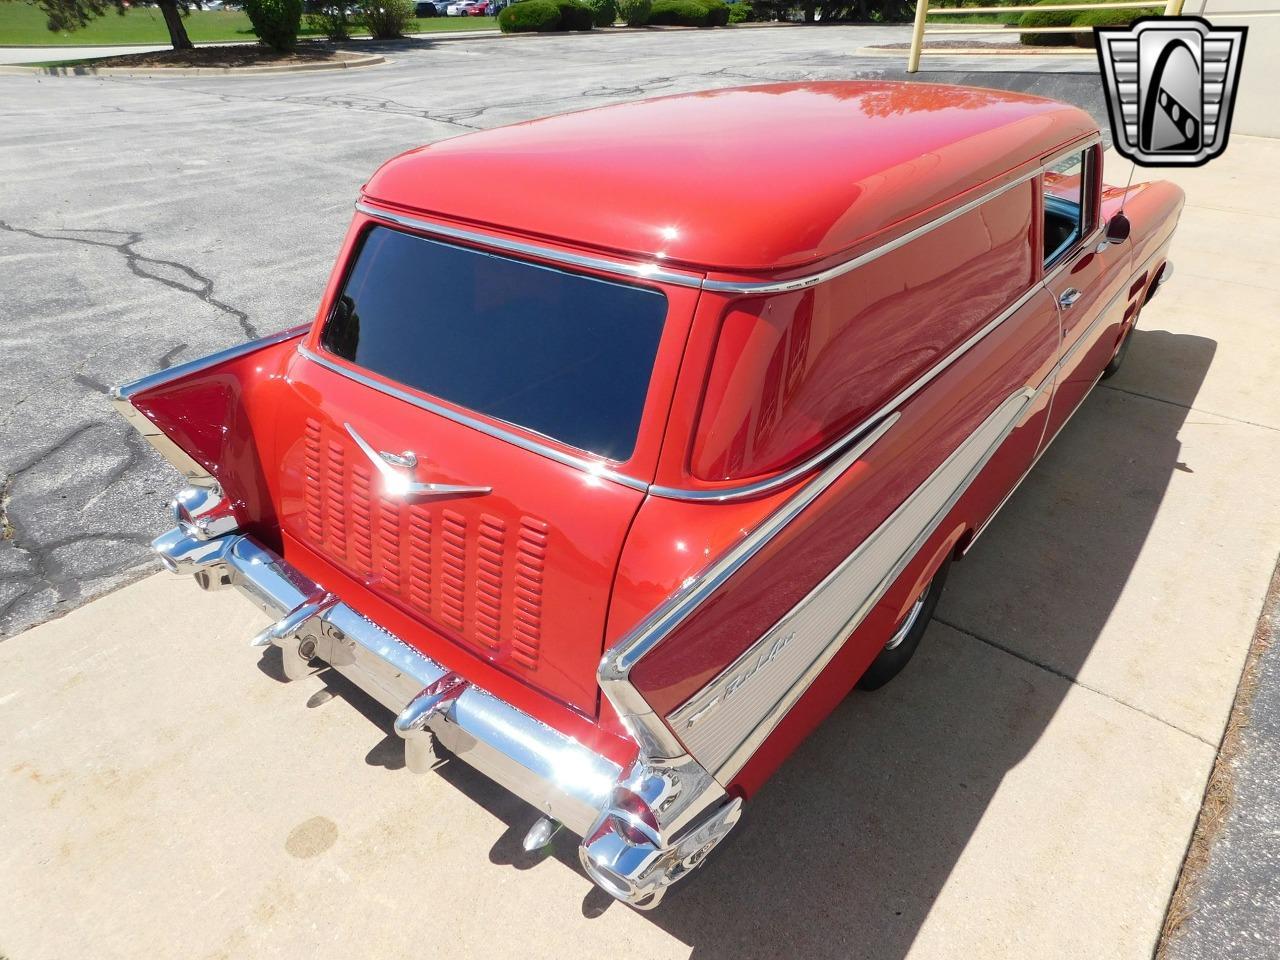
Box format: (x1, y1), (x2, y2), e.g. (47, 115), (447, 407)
(884, 588), (928, 651)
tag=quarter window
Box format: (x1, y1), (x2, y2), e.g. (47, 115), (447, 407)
(1042, 150), (1094, 267)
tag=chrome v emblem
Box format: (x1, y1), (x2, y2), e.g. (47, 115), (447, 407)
(344, 423), (491, 502)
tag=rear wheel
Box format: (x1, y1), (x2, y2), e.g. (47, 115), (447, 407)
(857, 559), (950, 691)
(1101, 319), (1136, 379)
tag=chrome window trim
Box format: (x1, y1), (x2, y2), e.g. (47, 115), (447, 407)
(298, 346), (651, 494)
(351, 136), (1099, 503)
(648, 282), (1043, 502)
(358, 137), (1101, 303)
(354, 201), (707, 290)
(1041, 143), (1099, 272)
(698, 135), (1100, 296)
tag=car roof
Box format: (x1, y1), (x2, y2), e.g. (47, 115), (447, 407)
(361, 81), (1097, 275)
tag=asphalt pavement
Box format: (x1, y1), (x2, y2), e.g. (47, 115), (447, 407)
(0, 24), (1108, 639)
(2, 24), (1278, 960)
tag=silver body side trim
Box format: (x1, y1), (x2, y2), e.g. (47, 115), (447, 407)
(669, 389), (1036, 780)
(701, 176), (1030, 295)
(597, 414), (902, 760)
(298, 346), (651, 494)
(597, 137), (1107, 751)
(964, 246), (1170, 553)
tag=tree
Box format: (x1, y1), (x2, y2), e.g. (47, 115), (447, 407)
(29, 0), (195, 50)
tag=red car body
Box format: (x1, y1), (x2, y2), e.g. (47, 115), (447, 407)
(114, 82), (1182, 907)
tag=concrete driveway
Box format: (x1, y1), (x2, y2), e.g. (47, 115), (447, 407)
(2, 26), (1279, 960)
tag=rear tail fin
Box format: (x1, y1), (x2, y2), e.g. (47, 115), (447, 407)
(112, 325), (308, 544)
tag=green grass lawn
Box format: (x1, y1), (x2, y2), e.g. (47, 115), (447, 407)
(0, 1), (497, 45)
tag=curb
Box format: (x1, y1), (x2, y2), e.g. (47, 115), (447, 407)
(0, 52), (385, 76)
(855, 44), (1094, 57)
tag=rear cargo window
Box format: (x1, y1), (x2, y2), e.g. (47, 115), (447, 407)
(321, 226), (668, 461)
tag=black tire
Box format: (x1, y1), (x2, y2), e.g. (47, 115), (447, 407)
(1101, 320), (1135, 379)
(856, 559), (950, 691)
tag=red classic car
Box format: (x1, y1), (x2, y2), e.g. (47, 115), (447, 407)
(112, 82), (1182, 907)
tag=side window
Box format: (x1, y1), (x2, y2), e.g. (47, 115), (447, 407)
(1042, 149), (1095, 267)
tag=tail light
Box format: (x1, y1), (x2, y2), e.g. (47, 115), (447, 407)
(609, 786), (660, 846)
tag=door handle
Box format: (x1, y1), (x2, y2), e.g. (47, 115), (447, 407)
(1059, 288), (1083, 308)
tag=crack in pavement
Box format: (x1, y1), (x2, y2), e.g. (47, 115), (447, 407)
(105, 64), (792, 133)
(101, 77), (488, 131)
(73, 340), (189, 397)
(0, 220), (259, 340)
(0, 419), (158, 638)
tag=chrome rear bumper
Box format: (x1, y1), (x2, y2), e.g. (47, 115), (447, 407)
(154, 522), (620, 836)
(149, 489), (740, 908)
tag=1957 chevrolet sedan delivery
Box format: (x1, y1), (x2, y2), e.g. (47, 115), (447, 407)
(112, 81), (1182, 907)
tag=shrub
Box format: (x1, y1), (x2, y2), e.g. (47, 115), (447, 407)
(1016, 0), (1077, 46)
(647, 0), (710, 24)
(554, 0), (595, 28)
(1067, 5), (1159, 45)
(728, 0), (751, 22)
(616, 0), (650, 24)
(701, 0), (729, 23)
(305, 1), (352, 38)
(498, 0), (561, 29)
(245, 0), (303, 50)
(585, 0), (617, 25)
(363, 0), (415, 37)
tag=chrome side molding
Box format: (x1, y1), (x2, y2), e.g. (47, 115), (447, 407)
(668, 390), (1034, 781)
(596, 413), (901, 764)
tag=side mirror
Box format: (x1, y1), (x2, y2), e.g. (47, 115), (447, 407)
(1104, 212), (1131, 245)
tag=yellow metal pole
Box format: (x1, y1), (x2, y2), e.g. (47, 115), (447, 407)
(907, 0), (929, 73)
(1163, 0), (1185, 14)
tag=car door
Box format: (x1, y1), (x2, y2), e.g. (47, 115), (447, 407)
(1040, 144), (1133, 445)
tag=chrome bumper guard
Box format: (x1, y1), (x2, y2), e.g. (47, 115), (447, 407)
(151, 489), (740, 908)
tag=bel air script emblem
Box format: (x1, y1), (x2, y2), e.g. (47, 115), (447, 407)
(682, 631), (797, 730)
(1096, 16), (1247, 167)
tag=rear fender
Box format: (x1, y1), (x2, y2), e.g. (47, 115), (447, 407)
(891, 520), (967, 626)
(112, 326), (308, 545)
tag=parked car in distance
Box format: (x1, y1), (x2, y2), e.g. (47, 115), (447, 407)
(445, 0), (481, 13)
(113, 81), (1182, 909)
(414, 0), (439, 15)
(466, 1), (491, 13)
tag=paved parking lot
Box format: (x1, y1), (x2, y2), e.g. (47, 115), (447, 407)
(2, 25), (1279, 960)
(0, 25), (1109, 639)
